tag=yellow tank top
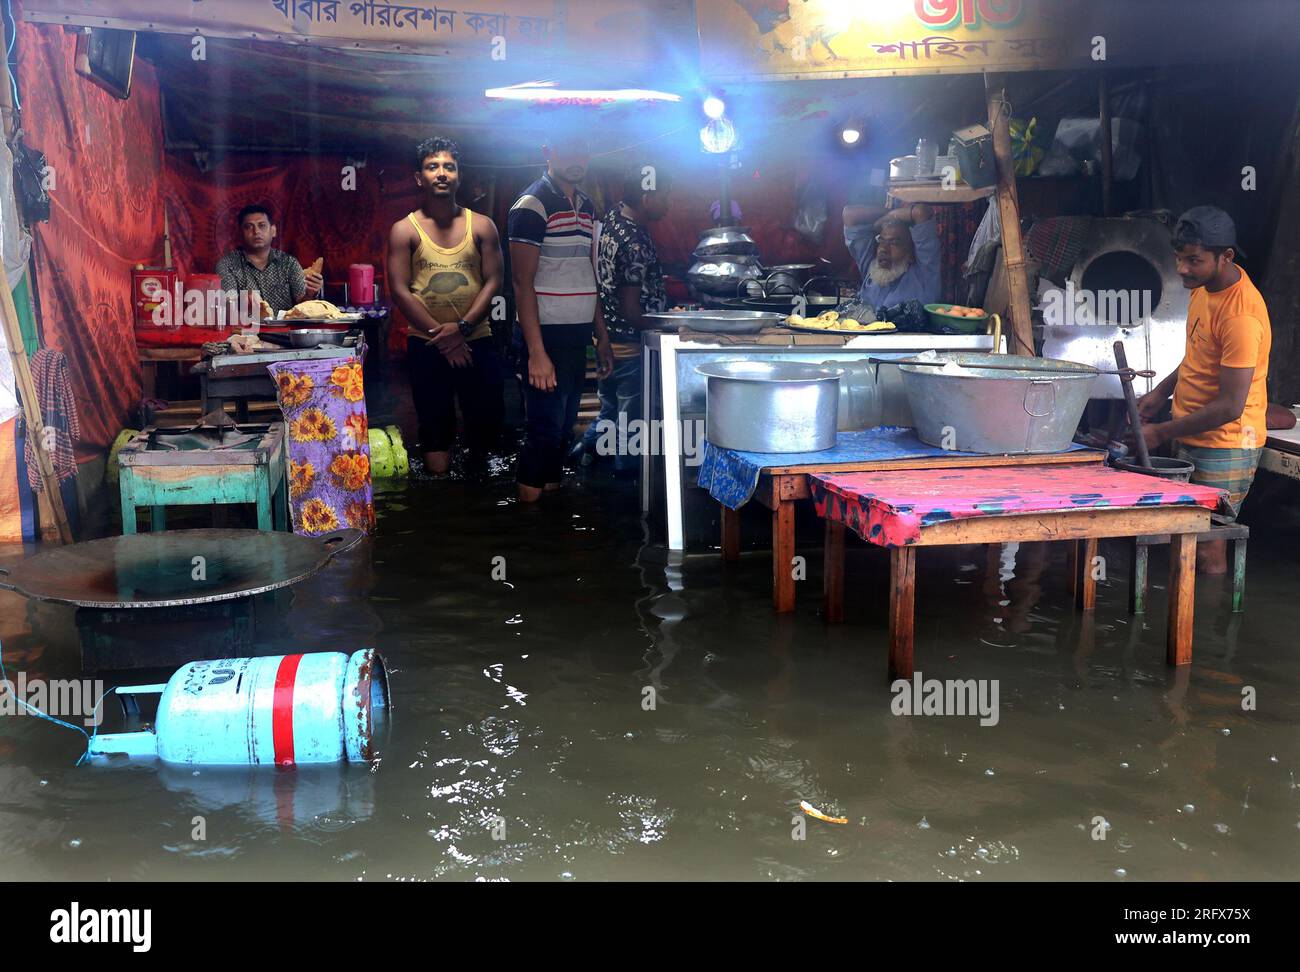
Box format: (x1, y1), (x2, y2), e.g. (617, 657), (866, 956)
(406, 209), (490, 341)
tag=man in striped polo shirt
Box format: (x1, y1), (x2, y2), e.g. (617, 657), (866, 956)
(508, 132), (614, 502)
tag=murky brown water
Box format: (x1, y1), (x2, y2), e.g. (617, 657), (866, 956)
(2, 468), (1299, 881)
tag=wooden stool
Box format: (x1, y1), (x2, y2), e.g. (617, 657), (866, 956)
(1129, 515), (1248, 614)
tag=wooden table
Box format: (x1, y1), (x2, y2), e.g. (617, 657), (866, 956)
(118, 423), (288, 534)
(812, 465), (1225, 680)
(715, 443), (1105, 613)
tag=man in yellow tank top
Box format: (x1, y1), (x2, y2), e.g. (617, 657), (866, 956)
(388, 136), (505, 475)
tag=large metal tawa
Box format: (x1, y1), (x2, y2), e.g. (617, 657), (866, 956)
(0, 529), (364, 609)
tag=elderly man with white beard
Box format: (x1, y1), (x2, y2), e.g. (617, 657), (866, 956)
(841, 200), (940, 310)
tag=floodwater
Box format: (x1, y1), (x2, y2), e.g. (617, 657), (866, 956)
(2, 462), (1299, 882)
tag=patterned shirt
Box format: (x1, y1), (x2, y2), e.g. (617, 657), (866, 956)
(597, 206), (666, 350)
(215, 247), (307, 314)
(507, 171), (597, 346)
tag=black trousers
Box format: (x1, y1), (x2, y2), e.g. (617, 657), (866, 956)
(517, 340), (589, 488)
(406, 336), (504, 454)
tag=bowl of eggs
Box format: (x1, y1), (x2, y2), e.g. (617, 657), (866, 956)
(924, 303), (989, 335)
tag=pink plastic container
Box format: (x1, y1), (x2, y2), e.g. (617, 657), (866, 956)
(348, 264), (375, 306)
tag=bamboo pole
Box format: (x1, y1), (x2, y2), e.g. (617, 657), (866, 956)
(0, 16), (74, 543)
(984, 72), (1035, 357)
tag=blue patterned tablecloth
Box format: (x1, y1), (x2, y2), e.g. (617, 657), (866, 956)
(697, 426), (1087, 509)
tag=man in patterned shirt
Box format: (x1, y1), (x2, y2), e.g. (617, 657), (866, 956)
(573, 163), (671, 474)
(215, 204), (323, 314)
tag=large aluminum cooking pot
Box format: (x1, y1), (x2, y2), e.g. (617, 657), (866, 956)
(696, 360), (844, 453)
(897, 352), (1098, 454)
(692, 226), (760, 258)
(687, 257), (763, 297)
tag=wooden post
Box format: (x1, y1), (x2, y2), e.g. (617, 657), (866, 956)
(1073, 536), (1098, 612)
(822, 518), (845, 623)
(1099, 72), (1114, 217)
(0, 17), (73, 544)
(984, 73), (1036, 358)
(720, 504), (740, 562)
(1166, 532), (1196, 666)
(888, 545), (917, 680)
(772, 496), (795, 613)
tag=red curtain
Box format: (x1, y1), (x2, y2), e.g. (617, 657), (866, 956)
(164, 154), (422, 292)
(17, 13), (165, 457)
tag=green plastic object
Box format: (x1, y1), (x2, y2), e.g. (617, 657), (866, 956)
(368, 428), (396, 479)
(106, 429), (140, 485)
(384, 425), (409, 477)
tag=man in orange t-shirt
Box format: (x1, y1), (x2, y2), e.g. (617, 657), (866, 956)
(1137, 206), (1270, 574)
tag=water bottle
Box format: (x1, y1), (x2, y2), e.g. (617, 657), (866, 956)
(915, 137), (937, 177)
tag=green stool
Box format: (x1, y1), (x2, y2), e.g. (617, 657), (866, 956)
(118, 423), (288, 534)
(1129, 515), (1248, 614)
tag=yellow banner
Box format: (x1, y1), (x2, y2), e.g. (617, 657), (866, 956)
(22, 0), (687, 62)
(697, 0), (1081, 80)
(696, 0), (1298, 81)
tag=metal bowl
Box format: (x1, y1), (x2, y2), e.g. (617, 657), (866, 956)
(643, 310), (784, 334)
(696, 360), (844, 453)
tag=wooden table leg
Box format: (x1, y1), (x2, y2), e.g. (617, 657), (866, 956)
(1073, 537), (1098, 612)
(1231, 537), (1247, 613)
(1129, 538), (1149, 614)
(721, 504), (740, 563)
(888, 545), (917, 680)
(823, 519), (845, 623)
(255, 466), (273, 532)
(773, 497), (796, 613)
(119, 474), (137, 535)
(1167, 532), (1196, 666)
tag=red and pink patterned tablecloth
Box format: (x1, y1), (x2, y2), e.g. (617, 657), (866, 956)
(811, 465), (1227, 547)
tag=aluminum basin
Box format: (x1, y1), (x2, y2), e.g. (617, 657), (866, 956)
(696, 360), (843, 453)
(897, 352), (1097, 454)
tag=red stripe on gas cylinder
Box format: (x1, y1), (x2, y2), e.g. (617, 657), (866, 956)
(272, 654), (303, 766)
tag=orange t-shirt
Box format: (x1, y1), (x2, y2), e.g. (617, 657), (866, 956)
(1172, 266), (1271, 449)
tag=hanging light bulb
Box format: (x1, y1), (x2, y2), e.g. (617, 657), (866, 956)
(703, 95), (726, 120)
(840, 126), (861, 145)
(700, 116), (736, 154)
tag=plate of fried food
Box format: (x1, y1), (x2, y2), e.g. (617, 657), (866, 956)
(273, 299), (364, 325)
(781, 310), (897, 334)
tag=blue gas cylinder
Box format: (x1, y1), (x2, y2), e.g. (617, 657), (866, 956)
(88, 649), (388, 766)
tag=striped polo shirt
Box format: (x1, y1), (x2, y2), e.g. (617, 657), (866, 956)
(508, 171), (598, 345)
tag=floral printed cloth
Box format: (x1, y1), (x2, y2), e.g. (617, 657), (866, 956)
(811, 465), (1225, 548)
(266, 356), (374, 536)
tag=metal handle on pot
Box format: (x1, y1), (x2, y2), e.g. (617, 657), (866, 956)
(764, 272), (797, 296)
(988, 313), (1003, 353)
(803, 275), (837, 299)
(1023, 379), (1056, 417)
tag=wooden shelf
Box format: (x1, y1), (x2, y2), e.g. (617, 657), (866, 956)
(887, 181), (994, 204)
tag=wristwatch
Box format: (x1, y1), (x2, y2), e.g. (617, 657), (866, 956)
(457, 318), (474, 338)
